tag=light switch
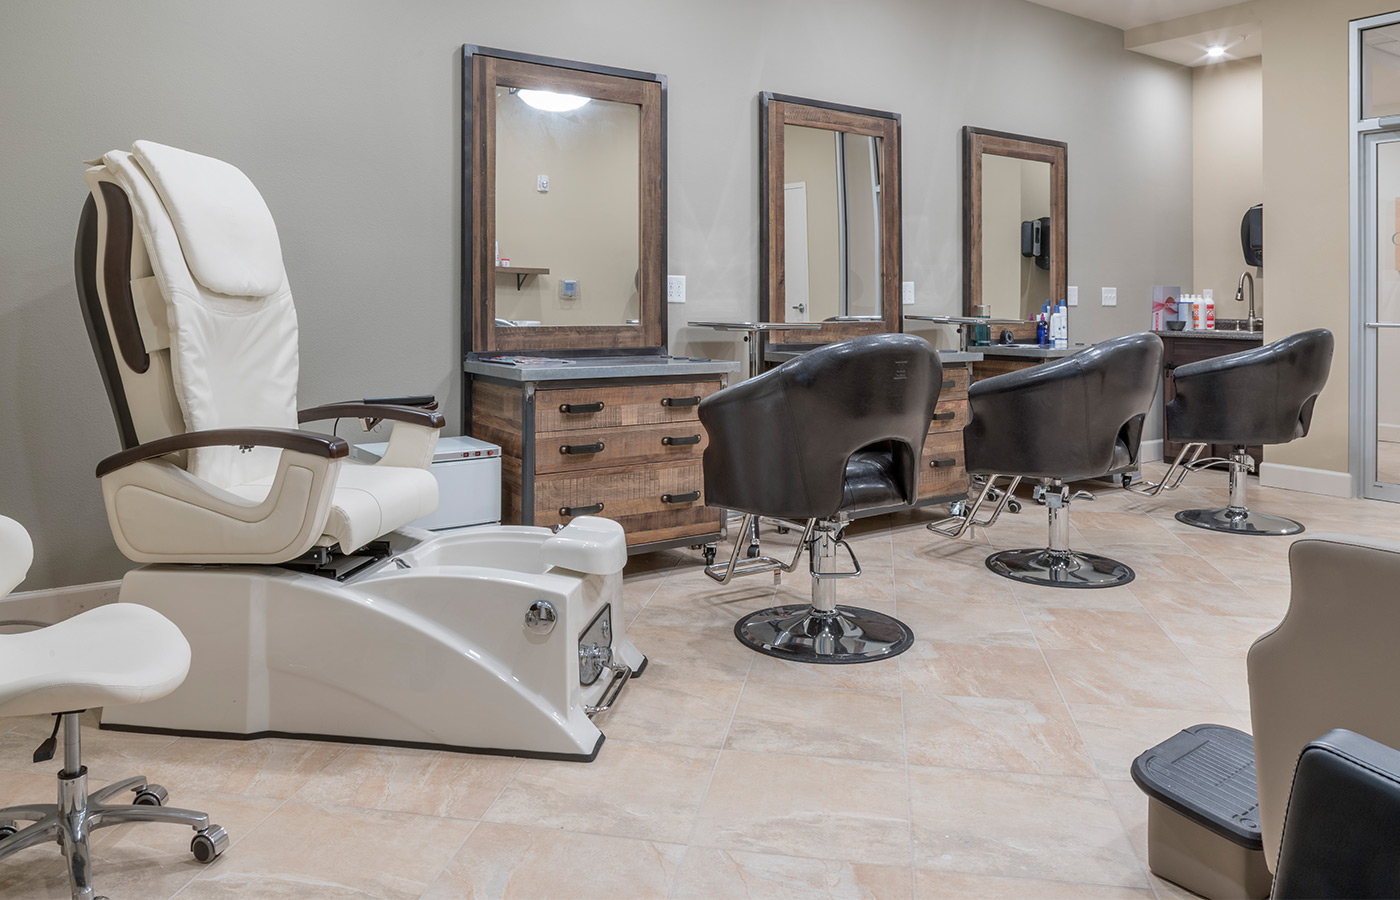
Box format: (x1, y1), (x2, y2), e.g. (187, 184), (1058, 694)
(1067, 285), (1078, 307)
(668, 275), (686, 303)
(1101, 287), (1117, 307)
(902, 282), (915, 305)
(537, 174), (549, 193)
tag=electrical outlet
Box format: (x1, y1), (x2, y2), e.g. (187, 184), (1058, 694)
(536, 174), (549, 192)
(902, 282), (915, 305)
(1067, 285), (1078, 307)
(1101, 287), (1117, 307)
(668, 275), (686, 303)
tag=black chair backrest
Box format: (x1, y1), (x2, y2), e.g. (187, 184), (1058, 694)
(1166, 328), (1333, 446)
(699, 334), (942, 519)
(963, 332), (1164, 481)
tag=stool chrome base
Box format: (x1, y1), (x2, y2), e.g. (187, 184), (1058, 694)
(1176, 506), (1304, 536)
(735, 604), (914, 664)
(986, 548), (1135, 589)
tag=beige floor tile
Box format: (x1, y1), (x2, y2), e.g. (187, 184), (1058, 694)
(291, 744), (520, 819)
(896, 598), (1033, 647)
(483, 739), (716, 844)
(693, 750), (911, 867)
(1024, 608), (1178, 654)
(635, 579), (776, 630)
(1102, 778), (1202, 899)
(1069, 703), (1247, 781)
(0, 712), (178, 781)
(674, 847), (914, 899)
(904, 694), (1093, 776)
(1010, 580), (1146, 612)
(592, 665), (745, 750)
(1043, 649), (1231, 711)
(724, 682), (904, 764)
(1152, 612), (1278, 659)
(423, 822), (684, 899)
(137, 736), (345, 801)
(624, 623), (754, 683)
(1129, 581), (1285, 619)
(177, 799), (473, 899)
(1190, 655), (1252, 713)
(915, 871), (1155, 899)
(907, 765), (1146, 887)
(894, 565), (1021, 607)
(898, 641), (1063, 701)
(747, 645), (905, 694)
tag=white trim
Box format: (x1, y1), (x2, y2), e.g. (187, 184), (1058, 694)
(1140, 438), (1164, 463)
(1259, 462), (1354, 498)
(1379, 423), (1400, 443)
(0, 580), (120, 627)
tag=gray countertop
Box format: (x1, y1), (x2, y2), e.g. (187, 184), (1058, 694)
(765, 349), (984, 365)
(1154, 329), (1264, 341)
(974, 343), (1083, 359)
(464, 355), (740, 382)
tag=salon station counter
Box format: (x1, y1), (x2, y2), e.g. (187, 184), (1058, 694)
(464, 355), (741, 554)
(971, 342), (1083, 381)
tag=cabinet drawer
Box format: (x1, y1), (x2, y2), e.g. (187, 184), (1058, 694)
(535, 422), (708, 474)
(919, 431), (966, 499)
(536, 381), (722, 434)
(929, 396), (969, 434)
(938, 366), (970, 399)
(534, 463), (710, 527)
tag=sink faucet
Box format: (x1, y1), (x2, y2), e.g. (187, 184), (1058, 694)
(1236, 270), (1258, 333)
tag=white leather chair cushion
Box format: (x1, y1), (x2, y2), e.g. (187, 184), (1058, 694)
(0, 515), (34, 598)
(0, 605), (191, 719)
(230, 462), (437, 553)
(130, 140), (285, 298)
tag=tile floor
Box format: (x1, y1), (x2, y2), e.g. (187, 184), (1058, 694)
(2, 464), (1398, 899)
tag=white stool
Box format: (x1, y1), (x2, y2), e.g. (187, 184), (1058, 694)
(0, 516), (227, 900)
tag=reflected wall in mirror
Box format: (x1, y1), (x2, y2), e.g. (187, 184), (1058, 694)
(964, 127), (1067, 321)
(463, 46), (665, 354)
(761, 93), (901, 350)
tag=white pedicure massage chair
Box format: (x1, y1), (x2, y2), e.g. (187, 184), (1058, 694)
(73, 141), (643, 761)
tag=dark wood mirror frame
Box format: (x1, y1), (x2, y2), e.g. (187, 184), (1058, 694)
(462, 46), (667, 357)
(759, 93), (902, 354)
(963, 126), (1068, 317)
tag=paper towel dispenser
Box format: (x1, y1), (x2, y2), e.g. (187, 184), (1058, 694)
(1021, 216), (1051, 271)
(1241, 204), (1262, 267)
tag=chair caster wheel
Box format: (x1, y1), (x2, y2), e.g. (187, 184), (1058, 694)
(0, 820), (16, 841)
(133, 784), (168, 806)
(191, 825), (229, 863)
(746, 544), (761, 558)
(776, 526), (790, 534)
(702, 545), (717, 565)
(1008, 499), (1022, 514)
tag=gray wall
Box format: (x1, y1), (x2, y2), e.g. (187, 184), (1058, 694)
(0, 0), (1192, 590)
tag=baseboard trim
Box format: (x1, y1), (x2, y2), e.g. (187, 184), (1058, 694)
(1381, 423), (1400, 443)
(0, 580), (121, 628)
(1258, 462), (1353, 498)
(1140, 439), (1164, 464)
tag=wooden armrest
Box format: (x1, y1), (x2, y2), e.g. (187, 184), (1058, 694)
(96, 428), (349, 478)
(297, 403), (446, 429)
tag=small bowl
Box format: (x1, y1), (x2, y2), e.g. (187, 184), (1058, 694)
(1165, 320), (1186, 331)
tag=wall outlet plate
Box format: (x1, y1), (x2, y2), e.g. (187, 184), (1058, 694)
(902, 281), (915, 305)
(536, 174), (549, 192)
(1067, 285), (1078, 307)
(559, 279), (579, 300)
(1101, 287), (1117, 307)
(668, 275), (686, 303)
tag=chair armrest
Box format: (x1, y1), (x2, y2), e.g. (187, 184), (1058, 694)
(96, 428), (349, 478)
(298, 403), (446, 430)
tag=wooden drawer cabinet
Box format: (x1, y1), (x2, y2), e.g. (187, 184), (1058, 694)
(916, 363), (971, 503)
(1160, 335), (1264, 464)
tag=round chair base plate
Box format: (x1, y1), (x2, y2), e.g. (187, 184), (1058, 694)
(735, 604), (913, 664)
(986, 548), (1134, 589)
(1176, 507), (1303, 536)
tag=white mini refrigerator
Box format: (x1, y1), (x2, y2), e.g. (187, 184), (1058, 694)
(353, 434), (502, 530)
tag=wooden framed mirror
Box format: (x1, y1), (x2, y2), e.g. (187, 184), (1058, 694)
(964, 127), (1067, 320)
(462, 46), (666, 356)
(759, 93), (901, 354)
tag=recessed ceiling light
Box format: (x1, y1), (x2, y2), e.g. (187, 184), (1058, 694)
(1206, 45), (1227, 59)
(516, 89), (590, 112)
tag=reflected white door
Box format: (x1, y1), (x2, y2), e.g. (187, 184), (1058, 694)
(784, 182), (811, 322)
(1362, 133), (1400, 500)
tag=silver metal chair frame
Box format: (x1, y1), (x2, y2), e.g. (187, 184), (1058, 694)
(926, 474), (1024, 538)
(1126, 442), (1304, 535)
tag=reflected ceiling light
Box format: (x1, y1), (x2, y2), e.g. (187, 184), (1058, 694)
(516, 89), (590, 112)
(1206, 45), (1227, 59)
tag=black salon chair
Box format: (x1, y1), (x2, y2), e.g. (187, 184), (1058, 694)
(938, 332), (1163, 588)
(698, 334), (942, 663)
(1151, 329), (1333, 535)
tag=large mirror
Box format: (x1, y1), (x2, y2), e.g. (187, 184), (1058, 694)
(964, 127), (1067, 320)
(760, 93), (901, 351)
(464, 47), (665, 353)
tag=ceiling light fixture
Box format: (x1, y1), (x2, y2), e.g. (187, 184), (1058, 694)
(1206, 45), (1227, 59)
(516, 89), (590, 112)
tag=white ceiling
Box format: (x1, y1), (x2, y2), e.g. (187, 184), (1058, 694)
(1024, 0), (1246, 31)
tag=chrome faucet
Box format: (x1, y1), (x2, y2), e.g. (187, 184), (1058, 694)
(1236, 270), (1258, 332)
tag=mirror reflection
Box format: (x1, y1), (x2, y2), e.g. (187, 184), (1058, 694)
(782, 124), (883, 323)
(980, 154), (1052, 321)
(493, 86), (640, 327)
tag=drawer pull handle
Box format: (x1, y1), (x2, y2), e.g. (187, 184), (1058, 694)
(660, 396), (700, 408)
(661, 491), (701, 504)
(941, 379), (955, 389)
(932, 411), (956, 421)
(559, 502), (605, 517)
(560, 442), (605, 455)
(661, 434), (701, 446)
(929, 457), (958, 468)
(560, 401), (604, 414)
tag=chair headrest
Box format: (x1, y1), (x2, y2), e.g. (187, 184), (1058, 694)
(128, 141), (285, 297)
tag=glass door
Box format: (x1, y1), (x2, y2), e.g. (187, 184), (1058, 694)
(1361, 132), (1400, 501)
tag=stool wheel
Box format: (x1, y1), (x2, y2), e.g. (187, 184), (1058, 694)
(776, 526), (790, 534)
(133, 784), (167, 806)
(191, 825), (228, 863)
(1007, 499), (1022, 514)
(746, 544), (761, 558)
(702, 544), (717, 565)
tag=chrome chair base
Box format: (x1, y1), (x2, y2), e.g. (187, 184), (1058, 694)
(734, 603), (914, 664)
(1176, 506), (1304, 536)
(986, 548), (1135, 588)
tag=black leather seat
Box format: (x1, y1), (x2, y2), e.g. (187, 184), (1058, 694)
(1165, 329), (1333, 535)
(699, 333), (942, 663)
(959, 332), (1163, 588)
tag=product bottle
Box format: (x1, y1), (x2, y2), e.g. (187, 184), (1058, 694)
(1036, 314), (1047, 346)
(1203, 289), (1215, 330)
(1195, 294), (1208, 330)
(1056, 303), (1069, 346)
(1180, 295), (1195, 330)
